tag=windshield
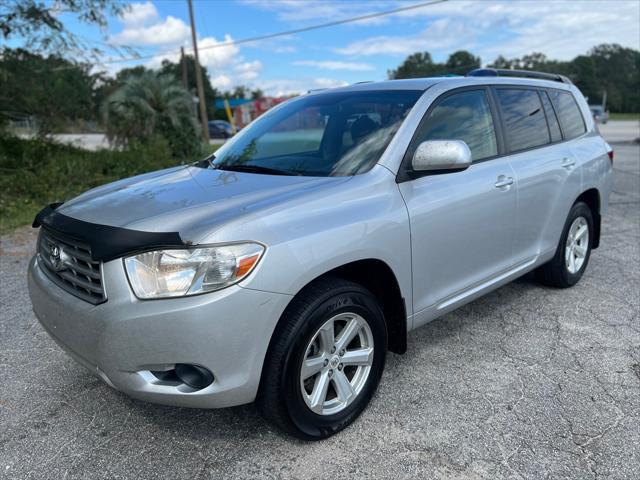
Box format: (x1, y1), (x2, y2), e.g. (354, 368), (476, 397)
(209, 90), (421, 176)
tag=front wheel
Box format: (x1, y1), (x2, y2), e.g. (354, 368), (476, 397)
(256, 278), (387, 440)
(536, 201), (594, 288)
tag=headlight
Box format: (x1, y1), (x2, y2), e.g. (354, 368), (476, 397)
(124, 243), (264, 299)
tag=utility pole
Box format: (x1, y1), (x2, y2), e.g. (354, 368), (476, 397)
(187, 0), (209, 142)
(180, 47), (188, 90)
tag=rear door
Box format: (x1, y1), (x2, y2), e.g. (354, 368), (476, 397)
(398, 88), (517, 322)
(494, 86), (582, 262)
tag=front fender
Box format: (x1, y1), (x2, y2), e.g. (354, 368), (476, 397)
(201, 165), (413, 317)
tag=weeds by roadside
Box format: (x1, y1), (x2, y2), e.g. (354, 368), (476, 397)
(0, 135), (214, 234)
(608, 113), (640, 121)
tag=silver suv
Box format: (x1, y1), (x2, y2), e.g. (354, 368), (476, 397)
(28, 69), (613, 439)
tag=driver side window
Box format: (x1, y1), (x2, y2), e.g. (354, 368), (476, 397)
(417, 90), (498, 161)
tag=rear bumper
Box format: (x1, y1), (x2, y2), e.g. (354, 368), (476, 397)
(28, 255), (292, 408)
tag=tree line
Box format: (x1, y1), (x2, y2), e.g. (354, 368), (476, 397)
(389, 44), (640, 113)
(1, 42), (637, 154)
(0, 48), (259, 133)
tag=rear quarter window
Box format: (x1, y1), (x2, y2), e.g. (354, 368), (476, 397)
(548, 90), (587, 140)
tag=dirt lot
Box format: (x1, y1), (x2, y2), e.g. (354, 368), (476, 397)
(0, 145), (638, 479)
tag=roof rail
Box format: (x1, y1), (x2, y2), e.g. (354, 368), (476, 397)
(467, 68), (572, 84)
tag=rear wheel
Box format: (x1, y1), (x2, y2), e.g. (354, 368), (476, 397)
(536, 201), (593, 288)
(257, 278), (387, 440)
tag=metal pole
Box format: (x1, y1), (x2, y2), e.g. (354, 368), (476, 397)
(187, 0), (209, 142)
(223, 98), (237, 134)
(180, 47), (188, 90)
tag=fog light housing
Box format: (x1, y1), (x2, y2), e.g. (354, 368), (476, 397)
(174, 364), (214, 389)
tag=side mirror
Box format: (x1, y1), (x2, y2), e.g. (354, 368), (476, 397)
(412, 140), (472, 172)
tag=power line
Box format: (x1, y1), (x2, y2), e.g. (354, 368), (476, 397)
(96, 0), (448, 66)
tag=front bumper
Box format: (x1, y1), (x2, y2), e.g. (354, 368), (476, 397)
(28, 255), (292, 408)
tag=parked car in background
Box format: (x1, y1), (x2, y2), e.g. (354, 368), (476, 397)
(208, 120), (235, 139)
(28, 69), (612, 440)
(589, 105), (609, 124)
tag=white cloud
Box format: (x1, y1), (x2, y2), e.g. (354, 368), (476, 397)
(120, 2), (158, 26)
(336, 18), (472, 57)
(235, 60), (263, 82)
(259, 77), (348, 97)
(196, 35), (240, 69)
(241, 0), (392, 25)
(204, 59), (263, 88)
(478, 6), (640, 61)
(112, 15), (190, 46)
(146, 36), (262, 91)
(273, 45), (297, 54)
(210, 74), (232, 89)
(335, 0), (640, 62)
(111, 7), (262, 91)
(145, 37), (236, 71)
(293, 60), (375, 71)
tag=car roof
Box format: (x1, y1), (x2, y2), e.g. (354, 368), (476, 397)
(312, 75), (573, 94)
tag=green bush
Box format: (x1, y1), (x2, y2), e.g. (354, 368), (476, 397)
(0, 135), (192, 233)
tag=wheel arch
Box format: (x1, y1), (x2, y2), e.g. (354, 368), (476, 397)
(265, 258), (408, 363)
(324, 259), (407, 355)
(575, 188), (601, 248)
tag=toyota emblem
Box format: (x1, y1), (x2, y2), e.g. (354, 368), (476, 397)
(49, 244), (63, 271)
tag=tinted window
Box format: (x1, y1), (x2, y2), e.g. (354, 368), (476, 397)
(496, 88), (549, 152)
(540, 91), (562, 142)
(549, 90), (586, 139)
(417, 90), (497, 161)
(211, 90), (420, 176)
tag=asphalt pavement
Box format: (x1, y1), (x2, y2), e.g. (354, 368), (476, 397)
(598, 120), (640, 143)
(0, 141), (638, 479)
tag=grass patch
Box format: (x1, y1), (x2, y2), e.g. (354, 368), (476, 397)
(609, 113), (640, 121)
(0, 135), (215, 234)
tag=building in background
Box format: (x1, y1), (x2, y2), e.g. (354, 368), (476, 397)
(214, 97), (290, 129)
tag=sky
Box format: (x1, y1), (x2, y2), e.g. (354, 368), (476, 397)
(54, 0), (640, 96)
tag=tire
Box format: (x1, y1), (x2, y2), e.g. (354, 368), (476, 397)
(256, 277), (387, 440)
(535, 201), (594, 288)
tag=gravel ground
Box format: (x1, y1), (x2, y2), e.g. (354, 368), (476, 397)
(1, 145), (638, 480)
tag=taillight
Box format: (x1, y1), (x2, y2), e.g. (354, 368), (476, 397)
(608, 150), (614, 163)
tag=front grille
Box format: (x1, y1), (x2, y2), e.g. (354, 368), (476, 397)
(37, 228), (106, 304)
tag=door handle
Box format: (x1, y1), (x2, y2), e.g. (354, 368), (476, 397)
(561, 157), (576, 169)
(494, 175), (514, 189)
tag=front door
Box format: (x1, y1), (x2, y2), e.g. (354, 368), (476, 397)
(397, 88), (517, 323)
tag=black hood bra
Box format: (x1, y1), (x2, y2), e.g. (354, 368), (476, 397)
(33, 203), (188, 262)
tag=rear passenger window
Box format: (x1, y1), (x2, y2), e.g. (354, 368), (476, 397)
(418, 90), (497, 161)
(540, 91), (562, 142)
(496, 88), (549, 152)
(548, 90), (586, 139)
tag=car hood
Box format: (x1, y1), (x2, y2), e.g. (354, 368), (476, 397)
(58, 165), (349, 243)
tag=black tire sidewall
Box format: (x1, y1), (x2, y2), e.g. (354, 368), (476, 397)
(558, 202), (593, 286)
(280, 287), (386, 439)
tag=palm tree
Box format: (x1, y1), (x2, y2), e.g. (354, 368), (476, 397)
(103, 71), (201, 157)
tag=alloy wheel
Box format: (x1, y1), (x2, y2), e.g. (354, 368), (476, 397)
(300, 312), (374, 416)
(565, 216), (589, 274)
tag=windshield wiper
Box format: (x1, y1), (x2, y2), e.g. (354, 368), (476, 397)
(215, 164), (296, 176)
(193, 154), (215, 169)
